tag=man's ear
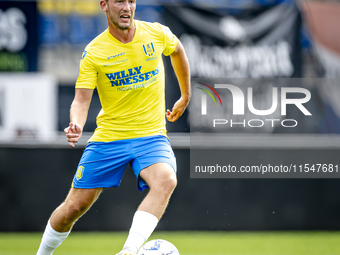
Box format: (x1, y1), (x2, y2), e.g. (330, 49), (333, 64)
(100, 0), (108, 12)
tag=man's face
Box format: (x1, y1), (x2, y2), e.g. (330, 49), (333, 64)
(105, 0), (136, 30)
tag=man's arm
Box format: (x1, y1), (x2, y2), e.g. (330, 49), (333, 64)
(166, 39), (191, 122)
(64, 88), (94, 147)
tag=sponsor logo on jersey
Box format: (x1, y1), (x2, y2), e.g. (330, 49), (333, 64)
(76, 166), (84, 180)
(105, 65), (159, 87)
(81, 50), (87, 60)
(163, 27), (176, 43)
(107, 52), (125, 59)
(104, 58), (128, 67)
(142, 42), (155, 57)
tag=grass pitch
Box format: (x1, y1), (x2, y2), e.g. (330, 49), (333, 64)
(0, 231), (339, 255)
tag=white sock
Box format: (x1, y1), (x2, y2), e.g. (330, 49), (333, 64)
(36, 220), (70, 255)
(123, 210), (159, 253)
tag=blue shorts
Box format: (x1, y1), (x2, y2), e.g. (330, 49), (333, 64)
(72, 135), (176, 191)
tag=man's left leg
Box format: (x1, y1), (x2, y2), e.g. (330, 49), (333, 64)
(119, 162), (177, 254)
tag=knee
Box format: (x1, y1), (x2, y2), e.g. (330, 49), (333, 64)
(61, 202), (88, 223)
(166, 172), (177, 192)
(155, 171), (177, 195)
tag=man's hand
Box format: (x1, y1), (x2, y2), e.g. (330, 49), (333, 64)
(166, 97), (190, 122)
(64, 122), (83, 148)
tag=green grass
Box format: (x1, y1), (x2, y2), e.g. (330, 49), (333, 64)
(0, 231), (340, 255)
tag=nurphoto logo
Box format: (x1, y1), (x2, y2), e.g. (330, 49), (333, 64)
(196, 82), (223, 115)
(197, 83), (312, 128)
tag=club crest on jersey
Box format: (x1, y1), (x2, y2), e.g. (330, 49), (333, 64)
(142, 42), (155, 57)
(76, 166), (84, 180)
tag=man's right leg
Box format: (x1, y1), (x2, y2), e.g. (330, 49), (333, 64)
(37, 187), (103, 255)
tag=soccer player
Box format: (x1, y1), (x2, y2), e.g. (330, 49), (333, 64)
(36, 0), (190, 255)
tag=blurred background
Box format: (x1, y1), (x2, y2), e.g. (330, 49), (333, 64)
(1, 0), (340, 234)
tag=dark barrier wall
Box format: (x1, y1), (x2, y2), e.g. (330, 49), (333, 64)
(1, 147), (340, 231)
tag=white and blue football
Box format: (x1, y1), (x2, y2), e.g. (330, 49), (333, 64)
(137, 239), (180, 255)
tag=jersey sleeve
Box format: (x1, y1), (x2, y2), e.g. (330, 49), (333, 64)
(161, 24), (178, 56)
(75, 48), (98, 89)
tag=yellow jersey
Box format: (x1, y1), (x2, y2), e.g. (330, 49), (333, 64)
(75, 20), (178, 142)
